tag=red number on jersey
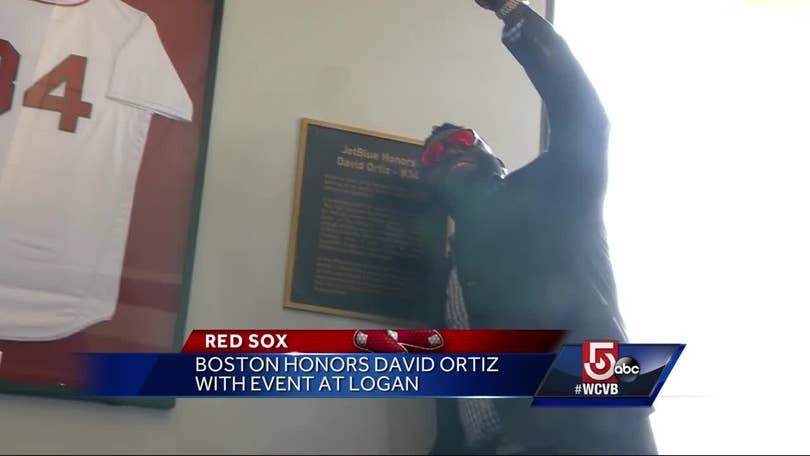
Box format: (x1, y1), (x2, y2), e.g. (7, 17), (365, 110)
(23, 54), (92, 133)
(0, 39), (20, 115)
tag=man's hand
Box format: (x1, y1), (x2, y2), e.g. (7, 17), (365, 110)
(474, 0), (507, 12)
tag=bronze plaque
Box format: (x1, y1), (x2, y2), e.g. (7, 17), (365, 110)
(285, 119), (447, 325)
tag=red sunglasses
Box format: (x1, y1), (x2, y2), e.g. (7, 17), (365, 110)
(421, 129), (479, 167)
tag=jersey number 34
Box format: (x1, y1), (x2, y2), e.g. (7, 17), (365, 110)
(0, 38), (93, 133)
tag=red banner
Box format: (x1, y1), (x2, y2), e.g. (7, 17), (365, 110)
(181, 329), (566, 354)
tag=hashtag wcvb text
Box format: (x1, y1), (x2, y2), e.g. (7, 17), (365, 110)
(574, 383), (620, 396)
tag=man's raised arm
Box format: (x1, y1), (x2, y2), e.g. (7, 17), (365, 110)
(484, 1), (610, 198)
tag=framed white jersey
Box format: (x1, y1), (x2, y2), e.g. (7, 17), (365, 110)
(0, 0), (193, 341)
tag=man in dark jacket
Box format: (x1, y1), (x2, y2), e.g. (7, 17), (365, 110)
(421, 1), (658, 454)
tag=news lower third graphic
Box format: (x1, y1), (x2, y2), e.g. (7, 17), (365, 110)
(78, 330), (684, 407)
(531, 341), (684, 407)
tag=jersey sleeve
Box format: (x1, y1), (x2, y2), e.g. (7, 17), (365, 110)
(107, 13), (193, 122)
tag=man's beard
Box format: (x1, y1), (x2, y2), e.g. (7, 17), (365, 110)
(442, 154), (504, 218)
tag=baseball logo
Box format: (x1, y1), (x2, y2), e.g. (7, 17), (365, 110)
(353, 330), (444, 353)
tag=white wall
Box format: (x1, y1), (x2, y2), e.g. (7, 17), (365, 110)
(555, 1), (810, 454)
(0, 1), (544, 454)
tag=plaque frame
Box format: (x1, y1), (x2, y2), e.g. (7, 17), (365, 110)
(284, 118), (448, 326)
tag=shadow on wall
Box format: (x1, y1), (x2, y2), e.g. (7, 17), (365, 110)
(386, 398), (437, 454)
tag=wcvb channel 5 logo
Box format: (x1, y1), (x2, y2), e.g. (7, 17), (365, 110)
(582, 341), (640, 391)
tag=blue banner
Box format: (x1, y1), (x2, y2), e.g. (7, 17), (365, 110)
(79, 343), (683, 406)
(82, 353), (555, 398)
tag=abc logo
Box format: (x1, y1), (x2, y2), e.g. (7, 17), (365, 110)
(582, 341), (643, 383)
(614, 357), (641, 383)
